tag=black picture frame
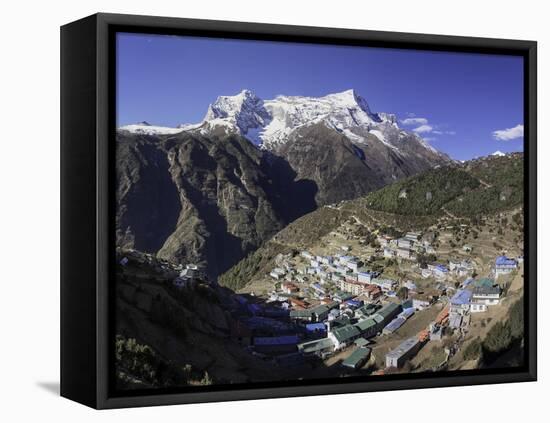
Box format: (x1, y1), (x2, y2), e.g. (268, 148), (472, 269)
(61, 12), (537, 409)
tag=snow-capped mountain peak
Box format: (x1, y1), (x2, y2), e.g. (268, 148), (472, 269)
(202, 89), (270, 138)
(491, 150), (506, 157)
(118, 122), (186, 135)
(117, 89), (446, 161)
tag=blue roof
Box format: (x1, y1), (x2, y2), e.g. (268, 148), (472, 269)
(435, 264), (449, 272)
(450, 289), (472, 305)
(346, 299), (363, 308)
(384, 317), (406, 333)
(496, 256), (517, 266)
(305, 323), (326, 332)
(399, 308), (415, 319)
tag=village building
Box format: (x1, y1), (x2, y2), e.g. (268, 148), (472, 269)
(404, 232), (422, 242)
(339, 279), (365, 296)
(454, 267), (470, 277)
(397, 238), (414, 249)
(354, 303), (379, 319)
(288, 297), (309, 310)
(319, 256), (333, 265)
(333, 291), (355, 303)
(353, 316), (381, 338)
(448, 259), (461, 271)
(328, 325), (361, 350)
(377, 235), (393, 247)
(472, 286), (501, 305)
(297, 338), (334, 358)
(411, 293), (435, 310)
(270, 267), (286, 279)
(385, 337), (422, 368)
(383, 316), (407, 334)
(470, 302), (488, 313)
(371, 278), (397, 292)
(396, 247), (414, 260)
(404, 280), (417, 291)
(331, 273), (343, 283)
(450, 289), (473, 315)
(495, 255), (518, 278)
(428, 263), (449, 280)
(281, 282), (299, 294)
(421, 268), (432, 278)
(357, 269), (375, 284)
(461, 259), (475, 270)
(180, 264), (200, 279)
(342, 347), (372, 369)
(375, 302), (402, 326)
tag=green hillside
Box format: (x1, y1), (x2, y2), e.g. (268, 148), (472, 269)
(363, 153), (523, 217)
(445, 154), (524, 216)
(364, 166), (480, 216)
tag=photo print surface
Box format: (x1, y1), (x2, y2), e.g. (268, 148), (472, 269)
(114, 32), (526, 392)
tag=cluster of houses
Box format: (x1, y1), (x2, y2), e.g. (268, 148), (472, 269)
(297, 302), (404, 357)
(271, 250), (401, 301)
(118, 233), (521, 375)
(255, 248), (520, 371)
(118, 230), (520, 374)
(381, 231), (435, 261)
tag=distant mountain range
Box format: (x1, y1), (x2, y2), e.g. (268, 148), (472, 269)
(117, 90), (452, 278)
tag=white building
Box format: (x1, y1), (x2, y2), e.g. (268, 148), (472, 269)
(357, 271), (374, 284)
(495, 256), (518, 278)
(472, 286), (501, 305)
(470, 302), (488, 313)
(397, 238), (414, 249)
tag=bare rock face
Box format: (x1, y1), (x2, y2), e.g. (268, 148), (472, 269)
(274, 122), (450, 206)
(116, 131), (286, 279)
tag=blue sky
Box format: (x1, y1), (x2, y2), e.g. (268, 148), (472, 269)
(117, 33), (524, 161)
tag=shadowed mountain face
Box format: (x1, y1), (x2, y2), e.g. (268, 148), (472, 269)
(116, 131), (319, 279)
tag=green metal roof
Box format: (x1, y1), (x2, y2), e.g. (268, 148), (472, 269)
(376, 302), (401, 319)
(331, 325), (360, 342)
(298, 338), (334, 354)
(354, 338), (370, 347)
(473, 278), (495, 288)
(342, 347), (371, 368)
(354, 317), (377, 332)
